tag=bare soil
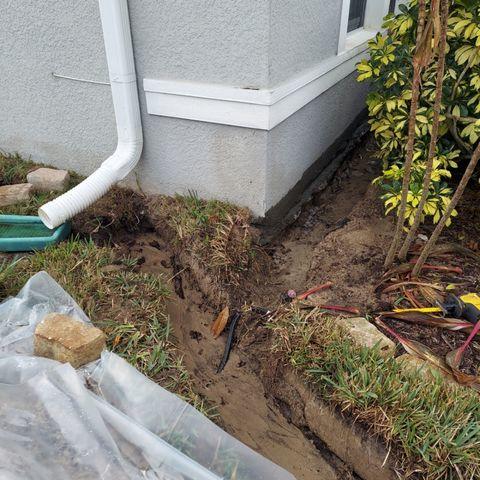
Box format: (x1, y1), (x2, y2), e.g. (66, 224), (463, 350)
(126, 233), (352, 480)
(110, 136), (393, 479)
(69, 134), (480, 478)
(63, 136), (398, 479)
(256, 136), (391, 311)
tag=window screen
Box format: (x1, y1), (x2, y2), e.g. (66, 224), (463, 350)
(348, 0), (367, 32)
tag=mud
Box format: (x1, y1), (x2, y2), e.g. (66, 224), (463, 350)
(129, 233), (352, 480)
(263, 136), (390, 311)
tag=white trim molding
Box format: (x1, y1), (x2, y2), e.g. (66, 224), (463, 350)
(144, 43), (369, 131)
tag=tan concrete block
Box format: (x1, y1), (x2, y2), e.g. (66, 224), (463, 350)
(0, 183), (33, 207)
(34, 313), (105, 368)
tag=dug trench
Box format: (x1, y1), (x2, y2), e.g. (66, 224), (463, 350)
(112, 136), (398, 480)
(4, 138), (480, 478)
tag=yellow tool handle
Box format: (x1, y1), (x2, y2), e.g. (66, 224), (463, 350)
(393, 307), (442, 313)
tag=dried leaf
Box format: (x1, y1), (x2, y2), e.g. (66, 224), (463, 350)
(211, 306), (230, 338)
(378, 320), (480, 391)
(301, 301), (360, 315)
(445, 320), (480, 390)
(414, 18), (434, 69)
(404, 288), (425, 308)
(417, 242), (480, 263)
(382, 281), (443, 294)
(446, 350), (480, 391)
(417, 284), (444, 306)
(376, 319), (452, 375)
(379, 311), (473, 332)
(408, 262), (463, 274)
(431, 0), (442, 52)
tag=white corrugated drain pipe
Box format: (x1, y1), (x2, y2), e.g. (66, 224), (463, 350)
(39, 0), (143, 229)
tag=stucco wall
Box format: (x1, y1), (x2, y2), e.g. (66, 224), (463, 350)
(0, 0), (115, 175)
(126, 0), (270, 214)
(269, 0), (343, 85)
(129, 0), (270, 87)
(0, 0), (272, 216)
(0, 0), (369, 220)
(134, 116), (269, 216)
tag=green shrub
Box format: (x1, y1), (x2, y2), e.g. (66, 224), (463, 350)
(358, 0), (480, 225)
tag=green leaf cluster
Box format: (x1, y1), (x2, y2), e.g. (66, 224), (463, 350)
(358, 0), (480, 225)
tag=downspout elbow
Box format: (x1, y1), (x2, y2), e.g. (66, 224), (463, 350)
(38, 138), (142, 229)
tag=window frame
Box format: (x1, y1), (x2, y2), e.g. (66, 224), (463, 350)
(338, 0), (392, 55)
(347, 0), (368, 33)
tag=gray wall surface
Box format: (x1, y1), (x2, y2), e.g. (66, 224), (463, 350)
(0, 0), (369, 219)
(1, 0), (115, 176)
(129, 0), (271, 87)
(266, 73), (369, 210)
(269, 0), (343, 85)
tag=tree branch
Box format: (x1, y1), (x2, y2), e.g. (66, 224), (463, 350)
(398, 0), (450, 260)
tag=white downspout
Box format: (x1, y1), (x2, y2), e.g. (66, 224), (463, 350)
(39, 0), (143, 229)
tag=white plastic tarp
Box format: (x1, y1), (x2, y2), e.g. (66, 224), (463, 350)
(0, 271), (296, 480)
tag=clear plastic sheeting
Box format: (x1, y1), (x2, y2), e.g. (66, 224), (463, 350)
(0, 272), (296, 480)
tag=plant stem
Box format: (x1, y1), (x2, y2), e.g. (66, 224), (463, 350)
(412, 141), (480, 278)
(398, 0), (449, 260)
(384, 0), (427, 269)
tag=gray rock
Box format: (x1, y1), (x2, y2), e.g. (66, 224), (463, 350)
(27, 168), (70, 192)
(336, 317), (396, 357)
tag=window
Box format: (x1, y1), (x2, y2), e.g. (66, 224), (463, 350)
(338, 0), (392, 54)
(348, 0), (367, 32)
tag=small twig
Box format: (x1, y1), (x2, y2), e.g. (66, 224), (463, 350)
(404, 288), (425, 309)
(166, 267), (187, 283)
(413, 142), (480, 277)
(408, 262), (463, 274)
(441, 333), (454, 350)
(448, 118), (473, 153)
(315, 305), (361, 315)
(297, 282), (333, 300)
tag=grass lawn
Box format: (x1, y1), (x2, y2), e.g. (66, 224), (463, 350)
(269, 306), (480, 480)
(0, 239), (207, 412)
(149, 193), (259, 287)
(4, 151), (480, 478)
(0, 152), (208, 410)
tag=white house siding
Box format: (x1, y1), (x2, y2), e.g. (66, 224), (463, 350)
(0, 0), (377, 219)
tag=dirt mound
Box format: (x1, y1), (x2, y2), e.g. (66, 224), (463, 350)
(73, 187), (153, 243)
(306, 186), (392, 311)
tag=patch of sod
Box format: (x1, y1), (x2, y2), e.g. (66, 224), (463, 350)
(149, 193), (261, 286)
(269, 306), (480, 480)
(0, 238), (208, 413)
